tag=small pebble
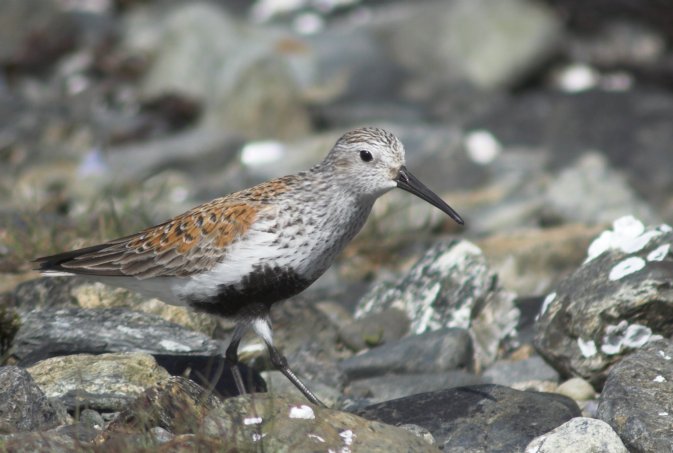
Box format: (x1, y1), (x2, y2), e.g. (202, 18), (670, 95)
(556, 377), (596, 401)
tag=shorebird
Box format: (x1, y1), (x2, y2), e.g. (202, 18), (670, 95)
(35, 127), (463, 406)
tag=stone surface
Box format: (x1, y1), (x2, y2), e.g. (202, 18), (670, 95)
(12, 278), (216, 335)
(199, 394), (438, 452)
(0, 0), (77, 71)
(381, 0), (561, 92)
(0, 367), (67, 434)
(347, 371), (484, 405)
(104, 376), (224, 437)
(482, 356), (560, 387)
(477, 224), (603, 295)
(597, 340), (673, 453)
(339, 328), (472, 381)
(338, 307), (410, 352)
(27, 352), (171, 412)
(469, 90), (673, 205)
(356, 384), (580, 452)
(0, 430), (77, 453)
(126, 2), (309, 139)
(356, 240), (518, 368)
(535, 217), (673, 384)
(543, 152), (657, 225)
(525, 417), (627, 453)
(10, 307), (223, 365)
(556, 377), (596, 401)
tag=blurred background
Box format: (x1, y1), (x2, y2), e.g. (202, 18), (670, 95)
(2, 0), (673, 300)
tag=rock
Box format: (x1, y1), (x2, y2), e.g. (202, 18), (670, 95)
(0, 0), (77, 72)
(0, 367), (67, 433)
(338, 307), (410, 351)
(356, 384), (581, 452)
(543, 153), (658, 225)
(12, 278), (216, 335)
(347, 371), (484, 404)
(77, 409), (104, 431)
(379, 0), (561, 93)
(564, 21), (666, 68)
(0, 430), (77, 453)
(535, 217), (673, 384)
(10, 307), (223, 365)
(477, 224), (606, 295)
(356, 240), (519, 368)
(198, 394), (437, 452)
(26, 352), (171, 412)
(125, 2), (309, 139)
(556, 377), (596, 401)
(50, 422), (99, 444)
(11, 277), (79, 312)
(104, 376), (224, 437)
(525, 417), (628, 453)
(596, 340), (673, 453)
(468, 90), (673, 205)
(543, 0), (673, 41)
(482, 355), (560, 387)
(339, 328), (472, 381)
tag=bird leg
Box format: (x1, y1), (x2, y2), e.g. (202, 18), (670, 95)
(251, 317), (326, 407)
(224, 322), (249, 397)
(266, 342), (326, 407)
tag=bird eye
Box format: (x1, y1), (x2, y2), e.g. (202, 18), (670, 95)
(359, 150), (373, 162)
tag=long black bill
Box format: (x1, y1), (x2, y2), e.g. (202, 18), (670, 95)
(395, 166), (464, 225)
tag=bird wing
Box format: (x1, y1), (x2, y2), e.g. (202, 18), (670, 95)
(34, 198), (262, 279)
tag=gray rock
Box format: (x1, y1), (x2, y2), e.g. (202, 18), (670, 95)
(11, 307), (223, 364)
(356, 240), (518, 368)
(0, 0), (77, 71)
(338, 307), (410, 352)
(565, 21), (666, 68)
(50, 422), (99, 444)
(77, 409), (104, 431)
(477, 223), (603, 296)
(348, 371), (484, 404)
(468, 90), (673, 204)
(525, 417), (627, 453)
(597, 340), (673, 453)
(27, 352), (171, 412)
(11, 277), (79, 312)
(13, 278), (216, 336)
(556, 377), (596, 402)
(0, 367), (67, 433)
(339, 328), (472, 381)
(0, 430), (77, 453)
(105, 376), (223, 437)
(125, 2), (309, 139)
(535, 217), (673, 384)
(199, 394), (438, 452)
(380, 0), (561, 92)
(543, 153), (657, 225)
(355, 384), (581, 452)
(482, 355), (559, 387)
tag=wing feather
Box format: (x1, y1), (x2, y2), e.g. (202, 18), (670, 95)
(34, 198), (261, 278)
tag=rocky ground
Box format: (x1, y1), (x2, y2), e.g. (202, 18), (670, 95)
(1, 0), (673, 451)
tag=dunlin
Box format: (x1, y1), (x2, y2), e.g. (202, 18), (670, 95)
(35, 127), (463, 406)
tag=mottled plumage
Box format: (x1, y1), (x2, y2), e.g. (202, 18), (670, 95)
(35, 127), (463, 406)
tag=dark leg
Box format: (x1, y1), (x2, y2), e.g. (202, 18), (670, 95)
(251, 317), (326, 407)
(266, 343), (326, 407)
(224, 321), (249, 396)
